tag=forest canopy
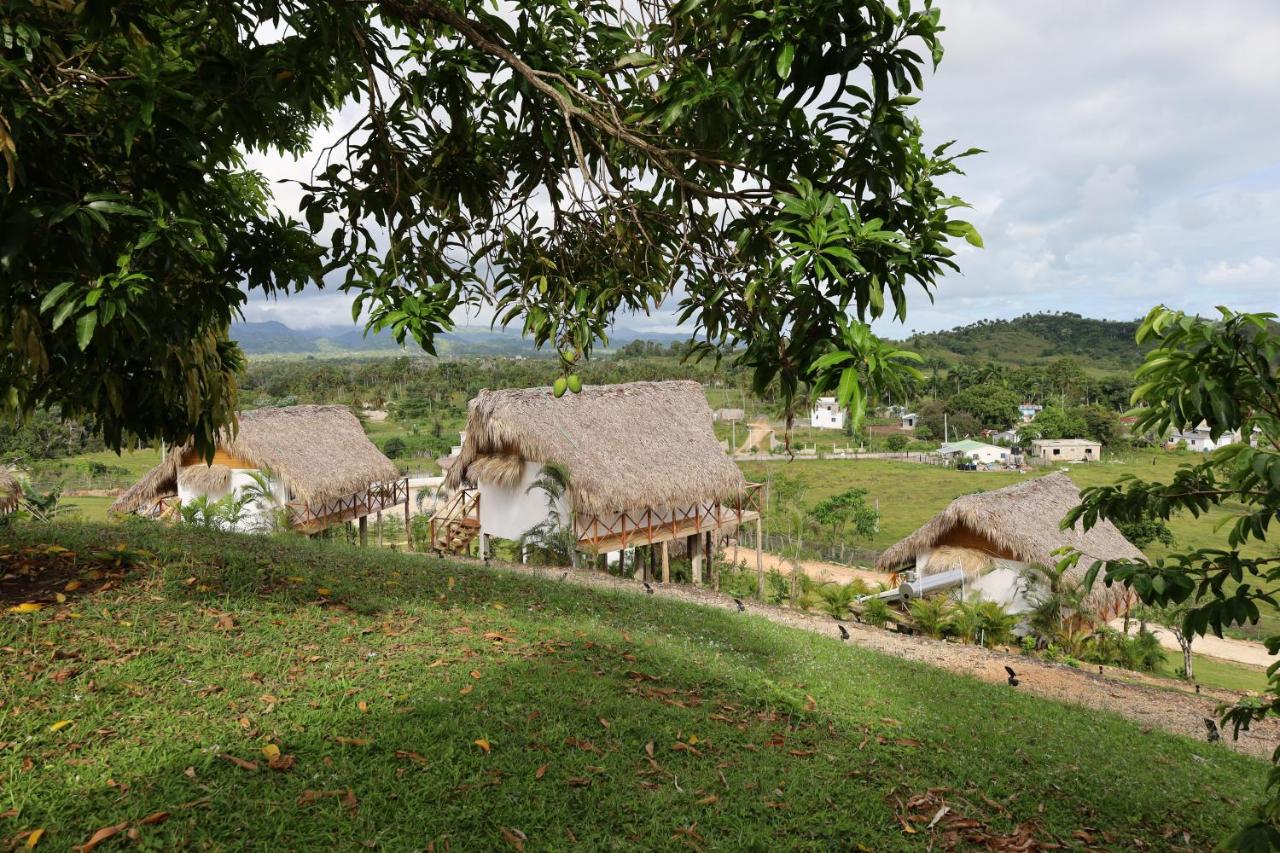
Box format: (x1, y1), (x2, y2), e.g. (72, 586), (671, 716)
(1, 0), (975, 456)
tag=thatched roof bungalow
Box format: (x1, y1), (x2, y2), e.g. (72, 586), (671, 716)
(1, 469), (21, 515)
(111, 405), (405, 535)
(435, 381), (761, 562)
(876, 473), (1141, 618)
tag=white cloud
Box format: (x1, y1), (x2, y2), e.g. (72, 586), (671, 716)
(245, 2), (1280, 336)
(1200, 257), (1278, 286)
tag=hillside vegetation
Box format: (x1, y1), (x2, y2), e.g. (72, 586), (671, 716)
(0, 522), (1264, 850)
(900, 313), (1145, 372)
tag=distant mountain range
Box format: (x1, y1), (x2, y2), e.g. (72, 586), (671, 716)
(231, 321), (687, 357)
(233, 312), (1148, 370)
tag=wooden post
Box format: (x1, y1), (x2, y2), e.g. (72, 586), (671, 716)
(404, 491), (412, 551)
(358, 515), (368, 547)
(479, 532), (489, 562)
(755, 517), (765, 599)
(705, 530), (714, 590)
(689, 533), (702, 585)
(647, 545), (656, 582)
(377, 511), (383, 547)
(661, 541), (670, 584)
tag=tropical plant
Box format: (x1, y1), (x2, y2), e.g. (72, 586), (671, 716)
(860, 597), (892, 628)
(1064, 306), (1280, 849)
(519, 461), (576, 566)
(1019, 562), (1091, 643)
(238, 470), (286, 533)
(4, 0), (976, 457)
(18, 485), (66, 523)
(907, 594), (955, 639)
(812, 580), (868, 620)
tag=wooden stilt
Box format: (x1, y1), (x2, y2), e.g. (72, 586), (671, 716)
(358, 515), (368, 547)
(689, 533), (702, 585)
(755, 517), (765, 599)
(404, 493), (412, 551)
(661, 541), (670, 584)
(647, 545), (656, 582)
(377, 511), (383, 547)
(705, 530), (715, 590)
(479, 533), (489, 562)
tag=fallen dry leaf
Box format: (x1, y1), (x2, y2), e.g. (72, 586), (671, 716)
(644, 741), (655, 758)
(459, 685), (474, 696)
(220, 754), (259, 772)
(697, 795), (719, 806)
(79, 820), (129, 852)
(357, 700), (368, 713)
(334, 736), (370, 747)
(24, 828), (44, 849)
(500, 827), (527, 851)
(534, 764), (547, 780)
(64, 580), (81, 592)
(48, 720), (73, 733)
(474, 738), (491, 754)
(262, 744), (281, 761)
(139, 811), (169, 826)
(566, 777), (590, 787)
(8, 603), (42, 614)
(470, 670), (481, 680)
(395, 750), (430, 765)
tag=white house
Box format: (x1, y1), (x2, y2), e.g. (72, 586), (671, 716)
(810, 397), (845, 430)
(937, 440), (1008, 466)
(1019, 403), (1043, 422)
(1029, 438), (1101, 462)
(901, 412), (919, 430)
(1168, 422), (1256, 452)
(111, 405), (406, 539)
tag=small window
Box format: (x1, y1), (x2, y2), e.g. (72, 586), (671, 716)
(1053, 449), (1061, 456)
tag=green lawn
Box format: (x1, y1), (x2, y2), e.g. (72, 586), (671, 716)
(0, 522), (1266, 850)
(1153, 654), (1269, 694)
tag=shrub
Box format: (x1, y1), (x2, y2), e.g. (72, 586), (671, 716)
(861, 597), (891, 627)
(907, 595), (954, 639)
(885, 433), (909, 452)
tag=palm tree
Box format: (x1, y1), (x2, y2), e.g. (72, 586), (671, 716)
(1019, 562), (1096, 644)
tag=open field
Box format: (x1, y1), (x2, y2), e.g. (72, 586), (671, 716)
(0, 521), (1267, 850)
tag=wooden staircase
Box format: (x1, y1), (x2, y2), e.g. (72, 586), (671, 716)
(428, 488), (480, 554)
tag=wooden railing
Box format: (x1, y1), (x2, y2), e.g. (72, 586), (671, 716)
(288, 477), (409, 533)
(428, 488), (480, 551)
(573, 482), (763, 549)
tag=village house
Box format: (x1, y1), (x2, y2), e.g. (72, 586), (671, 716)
(713, 407), (745, 423)
(111, 405), (407, 541)
(901, 412), (919, 430)
(937, 439), (1008, 466)
(1019, 403), (1043, 422)
(433, 380), (763, 584)
(1029, 437), (1101, 462)
(809, 397), (845, 430)
(1167, 421), (1257, 452)
(876, 473), (1141, 620)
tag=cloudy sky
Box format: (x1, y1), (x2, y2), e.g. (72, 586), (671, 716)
(242, 2), (1280, 336)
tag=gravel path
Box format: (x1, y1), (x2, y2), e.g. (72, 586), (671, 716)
(486, 559), (1278, 760)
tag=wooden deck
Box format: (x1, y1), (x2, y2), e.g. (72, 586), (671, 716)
(289, 478), (410, 535)
(583, 508), (760, 553)
(573, 483), (763, 551)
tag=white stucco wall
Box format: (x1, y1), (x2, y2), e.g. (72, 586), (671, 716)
(916, 552), (1033, 615)
(177, 468), (289, 533)
(810, 399), (845, 430)
(478, 462), (569, 541)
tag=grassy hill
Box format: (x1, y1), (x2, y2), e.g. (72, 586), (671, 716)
(899, 312), (1145, 372)
(0, 522), (1264, 850)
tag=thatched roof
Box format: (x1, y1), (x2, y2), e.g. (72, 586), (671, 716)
(877, 473), (1143, 613)
(1, 469), (20, 514)
(111, 405), (399, 515)
(445, 380), (746, 516)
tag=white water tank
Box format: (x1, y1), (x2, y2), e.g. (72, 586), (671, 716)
(898, 568), (966, 601)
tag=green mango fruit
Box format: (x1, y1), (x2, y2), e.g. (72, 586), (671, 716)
(553, 376), (568, 398)
(567, 373), (582, 394)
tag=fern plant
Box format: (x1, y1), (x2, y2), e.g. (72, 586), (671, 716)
(907, 595), (954, 639)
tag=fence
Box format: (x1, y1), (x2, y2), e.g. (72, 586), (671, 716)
(734, 527), (880, 569)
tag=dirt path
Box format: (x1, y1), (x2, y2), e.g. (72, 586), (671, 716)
(483, 559), (1278, 760)
(739, 418), (774, 453)
(751, 549), (887, 587)
(1109, 618), (1272, 668)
